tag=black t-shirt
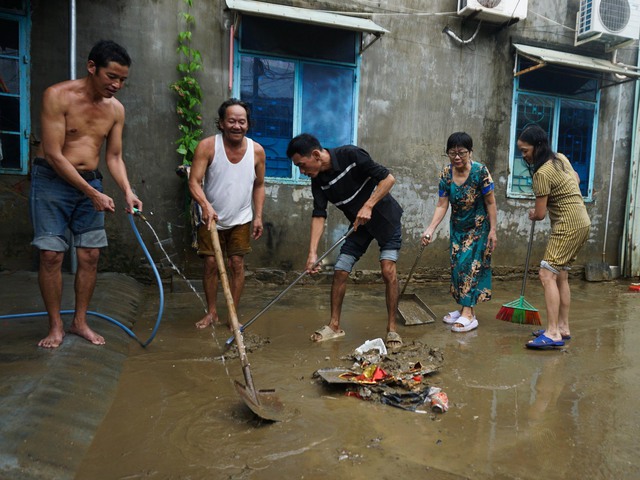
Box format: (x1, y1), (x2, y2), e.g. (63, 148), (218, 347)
(311, 145), (403, 243)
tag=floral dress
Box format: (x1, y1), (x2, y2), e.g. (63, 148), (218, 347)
(438, 161), (494, 307)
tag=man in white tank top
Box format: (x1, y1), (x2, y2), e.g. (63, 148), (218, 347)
(188, 99), (266, 329)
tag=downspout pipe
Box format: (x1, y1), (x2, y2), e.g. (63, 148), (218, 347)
(622, 48), (640, 278)
(69, 0), (78, 273)
(603, 85), (622, 265)
(70, 0), (76, 80)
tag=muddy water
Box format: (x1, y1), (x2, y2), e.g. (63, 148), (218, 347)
(75, 279), (640, 479)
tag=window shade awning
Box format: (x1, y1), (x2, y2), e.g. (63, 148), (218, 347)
(513, 43), (640, 79)
(225, 0), (389, 35)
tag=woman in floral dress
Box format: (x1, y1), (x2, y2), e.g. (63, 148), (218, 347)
(421, 132), (498, 332)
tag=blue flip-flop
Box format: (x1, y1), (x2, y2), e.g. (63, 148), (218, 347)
(532, 329), (571, 340)
(526, 334), (565, 349)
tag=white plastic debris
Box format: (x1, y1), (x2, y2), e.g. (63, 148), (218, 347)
(355, 338), (387, 356)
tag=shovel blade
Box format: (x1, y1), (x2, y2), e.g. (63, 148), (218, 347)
(234, 380), (287, 422)
(398, 293), (437, 325)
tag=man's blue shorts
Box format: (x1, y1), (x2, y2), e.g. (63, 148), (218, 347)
(335, 223), (402, 272)
(30, 159), (107, 252)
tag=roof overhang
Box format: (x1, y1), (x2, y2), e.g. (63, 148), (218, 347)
(513, 43), (640, 79)
(225, 0), (388, 52)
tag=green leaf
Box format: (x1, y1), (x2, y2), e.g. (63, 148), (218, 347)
(172, 0), (205, 165)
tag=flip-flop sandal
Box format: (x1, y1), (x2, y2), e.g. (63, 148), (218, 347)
(532, 329), (571, 340)
(310, 325), (345, 342)
(451, 316), (478, 333)
(385, 331), (403, 351)
(443, 310), (461, 324)
(526, 334), (565, 349)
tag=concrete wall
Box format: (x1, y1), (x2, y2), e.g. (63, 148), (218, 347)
(0, 0), (636, 281)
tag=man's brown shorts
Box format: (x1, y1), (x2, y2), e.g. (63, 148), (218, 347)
(197, 222), (252, 257)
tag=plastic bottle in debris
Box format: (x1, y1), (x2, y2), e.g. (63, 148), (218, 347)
(430, 391), (449, 413)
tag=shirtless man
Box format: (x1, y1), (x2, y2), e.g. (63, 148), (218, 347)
(31, 40), (142, 348)
(188, 99), (265, 329)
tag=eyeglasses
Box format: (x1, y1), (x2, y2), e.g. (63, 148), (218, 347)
(446, 150), (469, 159)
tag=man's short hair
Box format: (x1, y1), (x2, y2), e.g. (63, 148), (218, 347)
(89, 40), (131, 69)
(286, 133), (322, 158)
(216, 98), (252, 131)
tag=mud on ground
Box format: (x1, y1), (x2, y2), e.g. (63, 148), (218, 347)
(223, 334), (446, 413)
(321, 340), (444, 406)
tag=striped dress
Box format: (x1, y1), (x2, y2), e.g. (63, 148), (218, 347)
(532, 153), (591, 269)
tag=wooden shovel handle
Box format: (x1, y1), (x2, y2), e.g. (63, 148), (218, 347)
(210, 224), (258, 400)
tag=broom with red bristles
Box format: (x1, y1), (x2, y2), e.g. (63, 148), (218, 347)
(497, 220), (541, 325)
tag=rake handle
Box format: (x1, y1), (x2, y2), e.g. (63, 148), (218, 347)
(521, 221), (536, 297)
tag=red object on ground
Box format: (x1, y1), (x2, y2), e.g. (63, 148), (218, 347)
(430, 391), (449, 412)
(629, 284), (640, 292)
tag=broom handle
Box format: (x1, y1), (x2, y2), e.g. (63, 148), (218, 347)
(521, 221), (536, 296)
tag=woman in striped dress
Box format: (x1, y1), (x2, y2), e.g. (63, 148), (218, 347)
(517, 125), (591, 349)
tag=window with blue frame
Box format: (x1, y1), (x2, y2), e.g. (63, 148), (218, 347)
(234, 15), (359, 183)
(508, 57), (599, 200)
(0, 2), (29, 175)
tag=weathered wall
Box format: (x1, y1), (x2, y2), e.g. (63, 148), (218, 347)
(0, 0), (636, 281)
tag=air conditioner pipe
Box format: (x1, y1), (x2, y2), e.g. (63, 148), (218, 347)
(612, 49), (640, 79)
(443, 22), (482, 45)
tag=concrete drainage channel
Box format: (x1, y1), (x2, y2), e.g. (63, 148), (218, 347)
(0, 271), (145, 480)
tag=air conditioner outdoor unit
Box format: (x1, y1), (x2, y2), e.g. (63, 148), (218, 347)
(577, 0), (640, 43)
(457, 0), (528, 24)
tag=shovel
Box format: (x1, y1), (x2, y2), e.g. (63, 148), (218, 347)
(210, 224), (285, 422)
(397, 243), (437, 325)
(224, 226), (355, 347)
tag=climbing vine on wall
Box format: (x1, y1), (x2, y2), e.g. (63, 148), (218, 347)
(170, 0), (203, 166)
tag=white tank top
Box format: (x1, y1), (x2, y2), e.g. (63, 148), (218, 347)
(203, 134), (256, 230)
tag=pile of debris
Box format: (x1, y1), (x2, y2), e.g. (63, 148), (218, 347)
(313, 339), (448, 413)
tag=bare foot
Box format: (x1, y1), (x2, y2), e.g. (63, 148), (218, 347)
(38, 328), (65, 349)
(69, 323), (105, 345)
(195, 312), (219, 329)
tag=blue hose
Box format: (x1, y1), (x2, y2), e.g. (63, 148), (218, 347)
(0, 212), (164, 348)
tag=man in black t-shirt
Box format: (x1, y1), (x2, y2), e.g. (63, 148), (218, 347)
(287, 133), (403, 350)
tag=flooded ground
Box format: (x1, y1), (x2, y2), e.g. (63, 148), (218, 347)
(2, 272), (640, 479)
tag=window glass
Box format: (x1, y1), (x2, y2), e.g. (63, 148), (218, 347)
(509, 58), (597, 199)
(241, 15), (357, 65)
(0, 12), (27, 174)
(236, 15), (359, 183)
(0, 95), (19, 130)
(301, 63), (354, 149)
(240, 56), (295, 178)
(0, 0), (25, 14)
(0, 57), (18, 93)
(557, 99), (595, 197)
(0, 132), (19, 168)
(511, 94), (554, 195)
